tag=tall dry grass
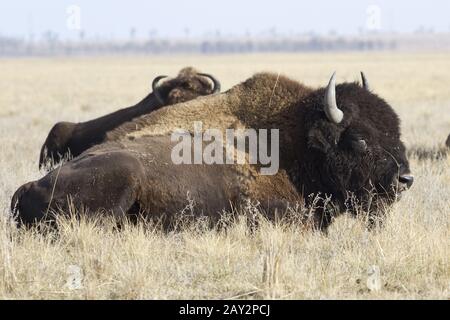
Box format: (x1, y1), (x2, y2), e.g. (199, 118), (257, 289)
(0, 53), (449, 299)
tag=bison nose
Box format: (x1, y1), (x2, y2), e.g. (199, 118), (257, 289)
(399, 175), (414, 188)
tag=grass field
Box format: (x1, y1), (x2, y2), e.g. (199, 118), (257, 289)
(0, 52), (449, 299)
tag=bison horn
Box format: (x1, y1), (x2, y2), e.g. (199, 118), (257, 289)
(360, 71), (370, 91)
(198, 73), (221, 94)
(324, 72), (344, 124)
(152, 75), (168, 105)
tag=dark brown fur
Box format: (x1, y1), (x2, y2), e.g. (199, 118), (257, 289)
(13, 72), (412, 230)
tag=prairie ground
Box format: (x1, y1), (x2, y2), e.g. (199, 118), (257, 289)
(0, 52), (449, 299)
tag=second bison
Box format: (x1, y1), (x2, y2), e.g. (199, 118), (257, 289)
(39, 67), (220, 170)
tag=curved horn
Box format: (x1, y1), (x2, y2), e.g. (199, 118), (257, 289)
(198, 73), (221, 94)
(152, 75), (168, 105)
(323, 72), (344, 124)
(360, 71), (370, 91)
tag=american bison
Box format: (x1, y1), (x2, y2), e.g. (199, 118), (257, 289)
(12, 71), (413, 230)
(39, 67), (220, 170)
(446, 134), (450, 148)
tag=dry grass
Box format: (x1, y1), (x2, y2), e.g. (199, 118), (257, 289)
(0, 52), (449, 299)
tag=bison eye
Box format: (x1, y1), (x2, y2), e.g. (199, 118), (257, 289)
(352, 139), (367, 152)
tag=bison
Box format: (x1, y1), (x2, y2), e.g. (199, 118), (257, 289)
(12, 71), (413, 230)
(446, 134), (450, 148)
(39, 67), (220, 170)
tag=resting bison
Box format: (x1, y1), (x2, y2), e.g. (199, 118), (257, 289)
(39, 67), (220, 170)
(12, 71), (413, 230)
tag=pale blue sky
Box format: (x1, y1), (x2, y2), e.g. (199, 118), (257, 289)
(1, 0), (449, 40)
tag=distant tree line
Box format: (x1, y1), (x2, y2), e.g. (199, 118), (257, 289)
(0, 33), (448, 57)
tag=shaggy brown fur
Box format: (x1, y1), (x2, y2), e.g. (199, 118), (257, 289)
(13, 72), (413, 230)
(39, 67), (220, 170)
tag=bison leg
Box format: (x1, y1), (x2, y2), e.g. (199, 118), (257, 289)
(11, 149), (145, 226)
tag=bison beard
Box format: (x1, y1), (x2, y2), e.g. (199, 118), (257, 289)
(13, 72), (413, 231)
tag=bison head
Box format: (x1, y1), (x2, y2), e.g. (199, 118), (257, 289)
(302, 72), (413, 218)
(152, 67), (220, 105)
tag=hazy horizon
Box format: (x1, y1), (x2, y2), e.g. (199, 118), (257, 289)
(1, 0), (450, 41)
